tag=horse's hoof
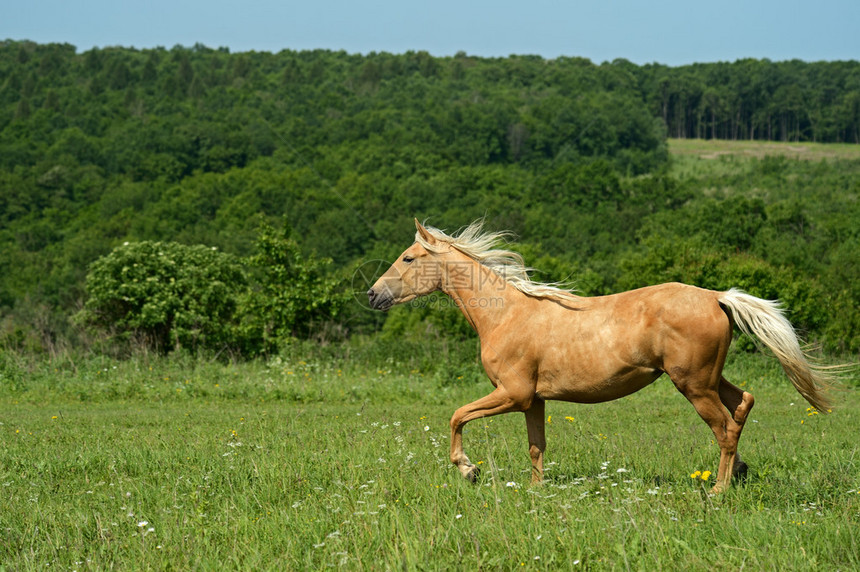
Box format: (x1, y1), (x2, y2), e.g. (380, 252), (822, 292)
(710, 482), (728, 494)
(733, 460), (749, 481)
(460, 464), (480, 483)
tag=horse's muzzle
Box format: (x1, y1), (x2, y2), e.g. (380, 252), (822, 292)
(367, 288), (393, 311)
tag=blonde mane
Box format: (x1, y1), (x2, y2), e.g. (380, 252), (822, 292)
(415, 220), (579, 302)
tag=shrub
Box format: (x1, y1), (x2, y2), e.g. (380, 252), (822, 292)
(238, 220), (349, 354)
(75, 241), (246, 353)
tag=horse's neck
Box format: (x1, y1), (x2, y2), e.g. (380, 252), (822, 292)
(440, 253), (523, 335)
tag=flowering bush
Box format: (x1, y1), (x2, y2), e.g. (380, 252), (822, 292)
(76, 241), (246, 353)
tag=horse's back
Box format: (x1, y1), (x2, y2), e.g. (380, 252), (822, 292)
(597, 282), (732, 354)
(530, 282), (731, 402)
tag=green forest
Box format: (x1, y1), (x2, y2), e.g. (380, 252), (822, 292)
(1, 40), (858, 358)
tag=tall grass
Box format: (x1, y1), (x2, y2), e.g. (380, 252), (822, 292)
(1, 345), (858, 570)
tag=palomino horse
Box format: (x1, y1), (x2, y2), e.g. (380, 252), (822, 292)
(368, 219), (834, 492)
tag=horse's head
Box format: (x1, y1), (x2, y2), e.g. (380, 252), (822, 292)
(367, 219), (447, 311)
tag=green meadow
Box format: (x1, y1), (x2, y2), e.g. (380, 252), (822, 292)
(1, 347), (858, 570)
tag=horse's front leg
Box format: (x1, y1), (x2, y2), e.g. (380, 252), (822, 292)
(449, 387), (520, 481)
(524, 398), (546, 484)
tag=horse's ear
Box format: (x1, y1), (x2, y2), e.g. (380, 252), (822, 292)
(414, 218), (436, 245)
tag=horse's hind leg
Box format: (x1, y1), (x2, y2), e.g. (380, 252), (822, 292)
(684, 390), (743, 493)
(718, 376), (755, 479)
(673, 374), (745, 493)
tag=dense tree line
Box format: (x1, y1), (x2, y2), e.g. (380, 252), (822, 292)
(0, 41), (857, 356)
(634, 59), (860, 143)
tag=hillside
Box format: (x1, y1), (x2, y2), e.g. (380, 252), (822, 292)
(0, 42), (858, 354)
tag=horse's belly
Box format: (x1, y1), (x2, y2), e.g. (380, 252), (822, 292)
(536, 366), (663, 404)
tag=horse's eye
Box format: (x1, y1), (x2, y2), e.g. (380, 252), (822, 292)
(402, 256), (415, 263)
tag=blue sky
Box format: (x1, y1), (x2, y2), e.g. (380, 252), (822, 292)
(3, 0), (858, 65)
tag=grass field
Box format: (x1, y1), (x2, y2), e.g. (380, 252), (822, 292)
(1, 348), (858, 570)
(667, 138), (860, 182)
(668, 138), (860, 162)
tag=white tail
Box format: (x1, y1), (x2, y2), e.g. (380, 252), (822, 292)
(719, 288), (833, 411)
